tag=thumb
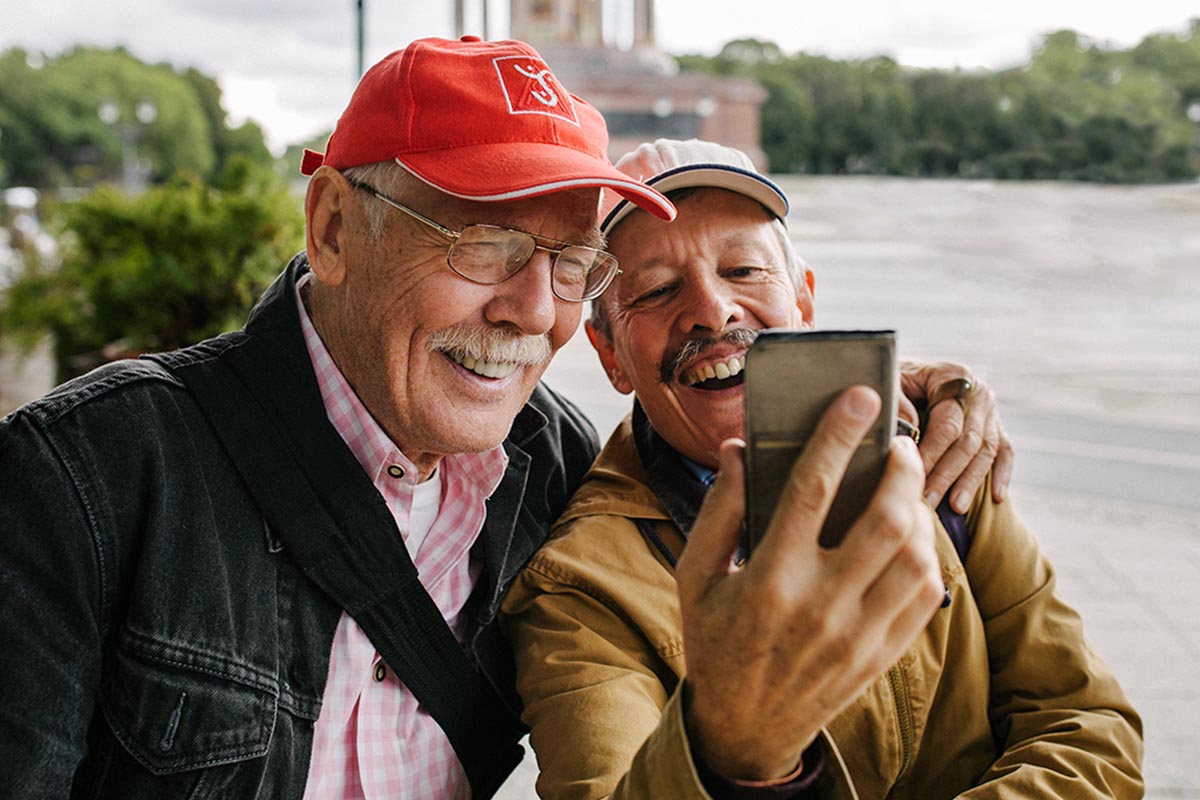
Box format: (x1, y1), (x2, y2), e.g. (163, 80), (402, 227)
(677, 439), (746, 607)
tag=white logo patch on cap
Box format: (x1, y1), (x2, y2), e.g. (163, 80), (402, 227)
(493, 56), (579, 126)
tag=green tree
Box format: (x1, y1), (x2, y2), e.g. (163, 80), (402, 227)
(0, 159), (303, 378)
(182, 67), (273, 176)
(674, 20), (1198, 182)
(0, 46), (273, 190)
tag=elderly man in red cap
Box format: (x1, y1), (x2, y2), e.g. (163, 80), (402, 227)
(0, 39), (1008, 800)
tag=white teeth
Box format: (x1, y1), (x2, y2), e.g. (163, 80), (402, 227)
(683, 355), (744, 386)
(449, 352), (518, 379)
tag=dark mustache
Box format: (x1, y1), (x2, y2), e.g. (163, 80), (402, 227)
(658, 328), (760, 384)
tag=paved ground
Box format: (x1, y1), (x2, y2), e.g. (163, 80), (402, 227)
(4, 176), (1197, 797)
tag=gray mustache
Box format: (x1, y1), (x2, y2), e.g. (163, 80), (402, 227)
(659, 328), (760, 384)
(428, 324), (552, 366)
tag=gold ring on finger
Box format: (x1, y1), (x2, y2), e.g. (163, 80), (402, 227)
(928, 377), (973, 415)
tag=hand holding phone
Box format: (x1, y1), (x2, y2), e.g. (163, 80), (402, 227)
(743, 329), (897, 550)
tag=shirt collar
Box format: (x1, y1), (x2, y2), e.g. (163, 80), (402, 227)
(680, 455), (717, 488)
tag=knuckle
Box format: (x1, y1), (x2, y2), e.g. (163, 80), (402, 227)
(789, 466), (837, 511)
(872, 507), (911, 547)
(824, 423), (865, 453)
(920, 570), (946, 606)
(897, 535), (936, 581)
(756, 576), (796, 612)
(927, 414), (962, 442)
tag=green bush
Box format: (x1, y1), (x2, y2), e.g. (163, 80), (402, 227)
(0, 159), (303, 379)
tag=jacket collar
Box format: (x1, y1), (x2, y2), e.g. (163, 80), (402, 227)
(556, 400), (708, 539)
(631, 400), (710, 537)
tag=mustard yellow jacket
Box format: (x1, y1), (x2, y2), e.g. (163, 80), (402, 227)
(499, 417), (1143, 799)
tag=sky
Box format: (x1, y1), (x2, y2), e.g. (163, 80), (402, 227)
(2, 1), (1196, 154)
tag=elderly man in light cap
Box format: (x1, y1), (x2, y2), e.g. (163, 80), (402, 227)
(0, 36), (1014, 799)
(501, 139), (1142, 799)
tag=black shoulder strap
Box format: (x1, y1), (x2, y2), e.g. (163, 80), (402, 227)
(169, 355), (523, 798)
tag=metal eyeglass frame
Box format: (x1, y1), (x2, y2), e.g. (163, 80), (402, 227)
(345, 178), (621, 302)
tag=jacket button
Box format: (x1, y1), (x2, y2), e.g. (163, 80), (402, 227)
(386, 464), (405, 479)
(373, 663), (387, 682)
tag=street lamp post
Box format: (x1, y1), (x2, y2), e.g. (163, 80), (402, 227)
(98, 98), (157, 194)
(356, 0), (365, 76)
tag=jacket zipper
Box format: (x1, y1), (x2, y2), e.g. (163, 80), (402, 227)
(887, 663), (915, 780)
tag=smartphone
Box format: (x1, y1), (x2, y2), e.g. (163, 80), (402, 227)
(743, 329), (897, 551)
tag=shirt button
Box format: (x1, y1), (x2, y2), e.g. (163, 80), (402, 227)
(386, 464), (405, 479)
(373, 663), (387, 682)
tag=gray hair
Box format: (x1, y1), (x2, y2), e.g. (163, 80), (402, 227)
(340, 161), (415, 240)
(590, 191), (808, 339)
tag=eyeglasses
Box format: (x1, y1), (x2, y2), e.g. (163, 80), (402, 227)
(346, 179), (621, 303)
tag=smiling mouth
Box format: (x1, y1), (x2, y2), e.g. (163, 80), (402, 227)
(681, 354), (746, 391)
(445, 351), (520, 379)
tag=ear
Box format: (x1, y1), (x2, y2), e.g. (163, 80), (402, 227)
(585, 320), (634, 395)
(304, 166), (351, 287)
(794, 268), (816, 329)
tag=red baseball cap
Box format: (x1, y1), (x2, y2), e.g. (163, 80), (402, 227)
(301, 36), (675, 221)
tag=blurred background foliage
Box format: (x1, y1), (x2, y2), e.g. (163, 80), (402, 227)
(1, 159), (302, 378)
(678, 22), (1200, 181)
(0, 46), (272, 188)
(0, 46), (300, 379)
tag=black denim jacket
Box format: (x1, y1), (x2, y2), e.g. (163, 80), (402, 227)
(0, 254), (599, 799)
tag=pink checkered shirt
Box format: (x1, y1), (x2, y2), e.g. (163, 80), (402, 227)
(295, 276), (508, 800)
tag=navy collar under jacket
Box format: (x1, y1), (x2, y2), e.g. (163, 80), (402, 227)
(631, 399), (711, 537)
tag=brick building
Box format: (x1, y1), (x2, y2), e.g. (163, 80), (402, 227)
(455, 0), (768, 168)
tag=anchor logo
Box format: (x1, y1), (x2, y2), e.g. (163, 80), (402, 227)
(492, 55), (579, 125)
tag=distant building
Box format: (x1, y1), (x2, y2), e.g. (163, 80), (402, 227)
(455, 0), (768, 168)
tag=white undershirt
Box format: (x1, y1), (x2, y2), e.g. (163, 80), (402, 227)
(405, 469), (442, 561)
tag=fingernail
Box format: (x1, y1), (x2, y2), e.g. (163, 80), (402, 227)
(952, 490), (970, 513)
(924, 490), (940, 507)
(845, 387), (876, 419)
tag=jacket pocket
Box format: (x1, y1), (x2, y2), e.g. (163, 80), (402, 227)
(98, 639), (277, 776)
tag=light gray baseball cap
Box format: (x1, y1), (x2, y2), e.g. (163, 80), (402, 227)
(599, 138), (789, 236)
